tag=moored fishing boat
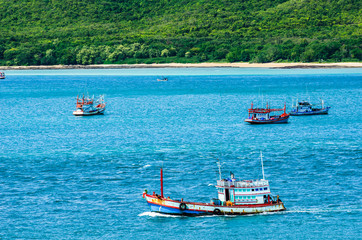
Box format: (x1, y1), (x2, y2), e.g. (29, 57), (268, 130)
(290, 100), (330, 116)
(0, 72), (5, 79)
(245, 102), (289, 124)
(142, 154), (285, 216)
(73, 94), (106, 116)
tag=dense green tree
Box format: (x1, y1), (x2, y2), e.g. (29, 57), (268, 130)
(0, 0), (360, 65)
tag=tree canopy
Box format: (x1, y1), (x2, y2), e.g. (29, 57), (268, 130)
(0, 0), (361, 65)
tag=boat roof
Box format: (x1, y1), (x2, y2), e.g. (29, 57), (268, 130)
(216, 179), (269, 188)
(298, 101), (312, 105)
(248, 108), (284, 113)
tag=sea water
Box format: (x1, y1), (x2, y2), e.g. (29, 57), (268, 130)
(0, 68), (361, 239)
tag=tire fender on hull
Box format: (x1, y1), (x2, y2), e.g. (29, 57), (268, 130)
(213, 208), (222, 215)
(179, 203), (187, 211)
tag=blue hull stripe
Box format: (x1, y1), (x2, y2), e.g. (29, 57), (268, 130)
(147, 202), (210, 215)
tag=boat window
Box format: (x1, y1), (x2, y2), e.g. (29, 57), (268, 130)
(252, 189), (255, 191)
(253, 196), (256, 199)
(259, 188), (263, 191)
(248, 189), (251, 192)
(264, 187), (268, 190)
(243, 189), (246, 192)
(255, 189), (258, 191)
(248, 196), (251, 199)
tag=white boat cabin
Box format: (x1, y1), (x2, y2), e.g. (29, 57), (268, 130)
(294, 101), (313, 112)
(249, 111), (271, 120)
(215, 173), (272, 205)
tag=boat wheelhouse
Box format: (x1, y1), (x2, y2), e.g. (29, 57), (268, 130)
(290, 100), (330, 116)
(143, 155), (285, 216)
(0, 72), (5, 79)
(73, 94), (106, 116)
(245, 102), (289, 124)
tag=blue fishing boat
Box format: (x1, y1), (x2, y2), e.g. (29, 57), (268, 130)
(143, 154), (286, 216)
(290, 100), (330, 116)
(245, 102), (289, 124)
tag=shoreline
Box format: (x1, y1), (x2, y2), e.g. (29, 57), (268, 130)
(1, 62), (361, 70)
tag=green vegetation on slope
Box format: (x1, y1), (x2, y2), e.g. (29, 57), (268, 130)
(0, 0), (361, 65)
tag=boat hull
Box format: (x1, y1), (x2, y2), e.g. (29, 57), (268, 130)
(73, 108), (105, 116)
(144, 194), (285, 216)
(245, 115), (289, 124)
(290, 107), (330, 116)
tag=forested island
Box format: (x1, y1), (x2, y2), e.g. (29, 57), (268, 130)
(0, 0), (361, 66)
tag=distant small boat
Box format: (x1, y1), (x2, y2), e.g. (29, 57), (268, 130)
(0, 72), (5, 79)
(245, 102), (289, 124)
(157, 76), (168, 81)
(290, 100), (330, 116)
(73, 95), (106, 116)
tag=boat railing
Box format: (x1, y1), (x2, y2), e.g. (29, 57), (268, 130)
(217, 180), (269, 188)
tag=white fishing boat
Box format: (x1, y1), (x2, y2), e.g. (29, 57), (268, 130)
(0, 72), (5, 79)
(143, 153), (286, 216)
(290, 99), (330, 116)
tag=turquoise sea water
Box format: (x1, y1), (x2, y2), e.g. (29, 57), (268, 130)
(0, 68), (361, 239)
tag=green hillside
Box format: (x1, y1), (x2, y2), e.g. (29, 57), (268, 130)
(0, 0), (361, 65)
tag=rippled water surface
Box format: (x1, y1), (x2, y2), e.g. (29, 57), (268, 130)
(0, 68), (361, 239)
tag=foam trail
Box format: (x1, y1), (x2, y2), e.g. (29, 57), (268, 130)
(138, 212), (181, 218)
(287, 208), (362, 214)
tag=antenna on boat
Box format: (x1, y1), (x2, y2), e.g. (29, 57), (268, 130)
(217, 159), (222, 180)
(260, 151), (265, 180)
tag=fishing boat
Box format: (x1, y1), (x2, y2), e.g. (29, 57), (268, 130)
(142, 154), (286, 216)
(290, 99), (330, 116)
(73, 95), (106, 116)
(245, 102), (289, 124)
(157, 76), (168, 81)
(0, 72), (5, 79)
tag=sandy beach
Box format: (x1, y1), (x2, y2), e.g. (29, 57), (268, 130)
(1, 62), (361, 70)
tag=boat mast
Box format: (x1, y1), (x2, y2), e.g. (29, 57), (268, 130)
(217, 159), (222, 180)
(284, 102), (286, 114)
(160, 167), (164, 198)
(260, 151), (265, 180)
